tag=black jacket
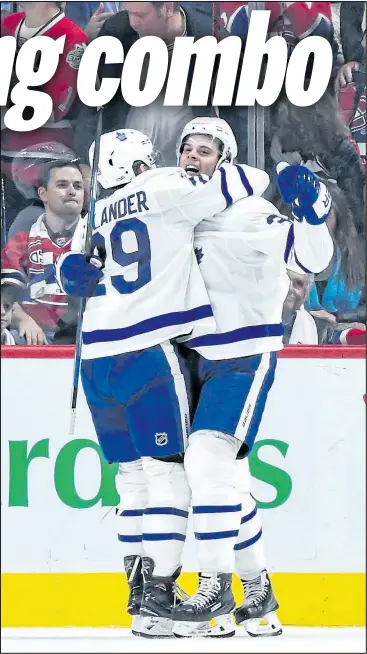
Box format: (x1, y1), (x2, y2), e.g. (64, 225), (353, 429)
(73, 3), (248, 164)
(340, 2), (366, 64)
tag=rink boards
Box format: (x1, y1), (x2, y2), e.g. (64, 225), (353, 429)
(1, 345), (366, 628)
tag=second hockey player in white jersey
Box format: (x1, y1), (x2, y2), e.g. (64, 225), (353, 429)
(170, 117), (334, 630)
(55, 128), (268, 636)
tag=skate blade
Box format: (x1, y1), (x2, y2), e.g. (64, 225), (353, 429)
(131, 615), (175, 638)
(173, 614), (236, 638)
(243, 611), (283, 637)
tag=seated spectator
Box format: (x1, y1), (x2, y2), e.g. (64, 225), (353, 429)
(1, 161), (84, 344)
(64, 1), (119, 40)
(73, 1), (248, 169)
(1, 2), (87, 227)
(1, 289), (18, 345)
(7, 142), (91, 240)
(283, 269), (366, 345)
(304, 179), (365, 325)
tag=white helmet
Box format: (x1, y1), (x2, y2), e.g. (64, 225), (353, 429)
(177, 117), (238, 169)
(89, 129), (156, 190)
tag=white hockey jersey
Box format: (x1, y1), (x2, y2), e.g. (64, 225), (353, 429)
(184, 189), (334, 360)
(57, 165), (267, 359)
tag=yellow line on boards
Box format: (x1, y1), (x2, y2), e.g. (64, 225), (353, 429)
(1, 572), (365, 628)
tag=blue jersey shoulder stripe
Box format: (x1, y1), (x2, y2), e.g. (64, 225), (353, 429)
(219, 167), (233, 208)
(236, 164), (253, 196)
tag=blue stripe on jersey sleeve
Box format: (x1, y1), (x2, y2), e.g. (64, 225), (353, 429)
(294, 251), (313, 274)
(219, 167), (233, 208)
(284, 224), (294, 263)
(236, 165), (253, 196)
(189, 177), (197, 185)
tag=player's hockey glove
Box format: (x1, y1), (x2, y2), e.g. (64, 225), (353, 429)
(276, 162), (332, 225)
(57, 252), (104, 298)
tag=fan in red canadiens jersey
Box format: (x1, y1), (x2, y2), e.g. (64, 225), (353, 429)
(1, 2), (87, 226)
(1, 161), (84, 344)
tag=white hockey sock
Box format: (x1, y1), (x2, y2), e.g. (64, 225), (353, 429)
(184, 430), (242, 573)
(141, 457), (191, 577)
(234, 458), (266, 580)
(115, 459), (148, 559)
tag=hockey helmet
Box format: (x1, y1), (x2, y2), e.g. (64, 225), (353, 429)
(89, 129), (156, 190)
(177, 117), (238, 169)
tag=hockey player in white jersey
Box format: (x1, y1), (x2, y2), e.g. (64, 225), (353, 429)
(55, 128), (268, 637)
(169, 117), (334, 632)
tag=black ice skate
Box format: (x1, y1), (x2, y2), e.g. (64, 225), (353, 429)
(124, 555), (143, 616)
(234, 570), (282, 636)
(139, 557), (181, 620)
(172, 572), (235, 622)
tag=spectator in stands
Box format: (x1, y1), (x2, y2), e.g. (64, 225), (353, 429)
(337, 1), (365, 90)
(1, 290), (18, 345)
(270, 91), (366, 236)
(282, 269), (366, 345)
(336, 2), (366, 168)
(64, 2), (119, 41)
(305, 179), (365, 326)
(221, 1), (337, 65)
(7, 144), (91, 240)
(1, 161), (84, 345)
(73, 1), (248, 168)
(1, 2), (87, 227)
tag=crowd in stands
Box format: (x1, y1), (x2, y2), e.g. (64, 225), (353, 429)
(1, 1), (365, 347)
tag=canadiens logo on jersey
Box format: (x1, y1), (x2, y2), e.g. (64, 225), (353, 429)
(29, 247), (43, 267)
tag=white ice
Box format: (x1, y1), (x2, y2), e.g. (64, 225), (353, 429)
(1, 627), (366, 653)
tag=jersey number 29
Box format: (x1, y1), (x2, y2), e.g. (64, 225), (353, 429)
(91, 219), (151, 295)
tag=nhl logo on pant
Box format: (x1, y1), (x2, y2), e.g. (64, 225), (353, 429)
(155, 432), (168, 446)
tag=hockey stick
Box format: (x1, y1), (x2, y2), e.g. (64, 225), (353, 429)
(69, 106), (104, 435)
(211, 1), (222, 118)
(247, 2), (266, 170)
(1, 174), (6, 248)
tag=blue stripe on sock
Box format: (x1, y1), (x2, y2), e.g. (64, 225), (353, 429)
(240, 506), (257, 524)
(118, 534), (142, 542)
(234, 528), (262, 550)
(192, 504), (242, 514)
(195, 529), (239, 540)
(144, 507), (189, 518)
(119, 509), (144, 517)
(142, 533), (186, 542)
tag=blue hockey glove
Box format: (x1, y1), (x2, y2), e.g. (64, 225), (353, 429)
(58, 252), (103, 298)
(276, 162), (332, 225)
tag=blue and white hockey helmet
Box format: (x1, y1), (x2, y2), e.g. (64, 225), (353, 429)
(177, 117), (238, 169)
(89, 129), (156, 190)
